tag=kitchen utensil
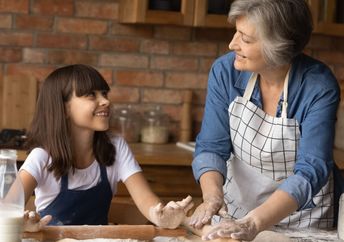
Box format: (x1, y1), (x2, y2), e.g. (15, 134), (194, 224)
(22, 225), (187, 240)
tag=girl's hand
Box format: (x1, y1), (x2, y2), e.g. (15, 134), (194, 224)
(202, 216), (258, 241)
(23, 210), (52, 232)
(189, 196), (227, 229)
(149, 195), (194, 229)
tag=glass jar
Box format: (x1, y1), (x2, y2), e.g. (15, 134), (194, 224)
(0, 149), (24, 242)
(111, 106), (141, 143)
(141, 106), (169, 144)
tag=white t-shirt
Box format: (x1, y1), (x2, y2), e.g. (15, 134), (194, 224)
(20, 136), (142, 212)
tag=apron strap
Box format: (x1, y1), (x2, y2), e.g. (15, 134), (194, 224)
(243, 69), (291, 118)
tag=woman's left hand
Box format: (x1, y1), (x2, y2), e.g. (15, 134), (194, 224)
(149, 195), (194, 229)
(202, 216), (259, 241)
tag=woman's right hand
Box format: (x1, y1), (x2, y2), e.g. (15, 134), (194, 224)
(23, 210), (52, 232)
(189, 196), (228, 229)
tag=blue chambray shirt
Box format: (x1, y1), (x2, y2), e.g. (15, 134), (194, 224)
(192, 51), (340, 210)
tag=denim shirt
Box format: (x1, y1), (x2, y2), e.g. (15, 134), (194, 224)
(192, 51), (340, 210)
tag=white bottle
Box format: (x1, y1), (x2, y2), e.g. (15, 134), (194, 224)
(0, 149), (24, 242)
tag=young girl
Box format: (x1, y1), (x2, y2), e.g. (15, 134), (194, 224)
(19, 64), (193, 231)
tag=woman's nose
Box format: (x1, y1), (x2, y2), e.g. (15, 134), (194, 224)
(228, 32), (239, 50)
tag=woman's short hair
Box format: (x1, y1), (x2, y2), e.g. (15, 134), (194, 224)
(228, 0), (313, 66)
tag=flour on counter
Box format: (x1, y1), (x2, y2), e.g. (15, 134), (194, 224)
(57, 239), (146, 242)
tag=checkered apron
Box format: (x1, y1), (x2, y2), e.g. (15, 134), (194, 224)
(219, 71), (334, 228)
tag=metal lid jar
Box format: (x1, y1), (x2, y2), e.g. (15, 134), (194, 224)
(141, 106), (169, 144)
(111, 106), (141, 143)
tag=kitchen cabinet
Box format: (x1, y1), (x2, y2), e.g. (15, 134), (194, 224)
(308, 0), (344, 36)
(119, 0), (232, 28)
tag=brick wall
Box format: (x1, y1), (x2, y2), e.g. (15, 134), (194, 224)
(0, 0), (344, 142)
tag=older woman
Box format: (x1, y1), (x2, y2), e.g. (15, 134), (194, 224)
(189, 0), (340, 240)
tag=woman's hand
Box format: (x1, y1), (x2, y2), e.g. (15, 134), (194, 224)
(189, 196), (227, 229)
(202, 216), (259, 241)
(23, 210), (52, 232)
(149, 195), (194, 229)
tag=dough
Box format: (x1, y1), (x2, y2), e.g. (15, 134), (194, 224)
(252, 231), (292, 242)
(57, 239), (144, 242)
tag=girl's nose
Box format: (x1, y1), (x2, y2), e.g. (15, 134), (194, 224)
(99, 94), (110, 106)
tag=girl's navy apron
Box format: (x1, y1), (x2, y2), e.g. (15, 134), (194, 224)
(214, 71), (334, 228)
(39, 164), (112, 225)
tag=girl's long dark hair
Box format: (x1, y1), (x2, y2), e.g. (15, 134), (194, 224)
(26, 64), (116, 179)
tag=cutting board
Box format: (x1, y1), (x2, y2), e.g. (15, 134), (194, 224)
(1, 75), (37, 130)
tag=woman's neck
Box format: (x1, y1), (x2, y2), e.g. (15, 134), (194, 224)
(258, 64), (290, 87)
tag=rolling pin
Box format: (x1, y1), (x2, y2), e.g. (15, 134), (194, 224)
(179, 90), (193, 143)
(22, 224), (187, 240)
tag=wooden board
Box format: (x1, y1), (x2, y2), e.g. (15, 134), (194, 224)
(1, 75), (37, 130)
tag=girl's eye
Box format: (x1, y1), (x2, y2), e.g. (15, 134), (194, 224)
(101, 90), (108, 98)
(85, 91), (96, 97)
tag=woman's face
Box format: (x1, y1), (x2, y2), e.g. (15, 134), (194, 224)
(228, 15), (267, 72)
(65, 89), (110, 133)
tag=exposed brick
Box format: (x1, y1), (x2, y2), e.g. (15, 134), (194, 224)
(307, 34), (333, 50)
(166, 72), (208, 89)
(15, 15), (53, 31)
(0, 47), (21, 62)
(108, 86), (140, 103)
(89, 36), (139, 52)
(193, 89), (207, 105)
(0, 32), (33, 46)
(154, 26), (191, 40)
(0, 0), (28, 13)
(115, 70), (163, 87)
(37, 33), (87, 49)
(99, 54), (148, 68)
(200, 57), (216, 73)
(6, 64), (54, 82)
(46, 50), (98, 65)
(151, 56), (198, 71)
(97, 68), (113, 85)
(75, 1), (119, 20)
(142, 88), (181, 104)
(314, 50), (344, 65)
(218, 42), (230, 55)
(32, 0), (73, 16)
(111, 23), (153, 38)
(194, 27), (233, 42)
(23, 48), (46, 64)
(140, 39), (170, 54)
(173, 42), (217, 57)
(0, 14), (12, 28)
(57, 18), (108, 34)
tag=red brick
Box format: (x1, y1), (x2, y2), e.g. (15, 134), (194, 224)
(0, 14), (12, 28)
(108, 86), (140, 103)
(115, 70), (163, 87)
(173, 42), (217, 57)
(200, 57), (216, 73)
(32, 0), (73, 16)
(151, 56), (198, 71)
(195, 27), (233, 42)
(57, 18), (108, 34)
(37, 33), (87, 49)
(23, 48), (46, 64)
(0, 32), (33, 46)
(99, 54), (148, 68)
(140, 39), (170, 54)
(89, 36), (139, 52)
(0, 47), (21, 62)
(193, 90), (207, 105)
(142, 89), (181, 104)
(308, 34), (333, 50)
(6, 64), (54, 82)
(15, 15), (53, 31)
(111, 23), (153, 38)
(75, 1), (119, 20)
(166, 72), (208, 89)
(0, 0), (28, 13)
(218, 42), (230, 55)
(154, 26), (191, 40)
(97, 68), (113, 86)
(46, 50), (98, 66)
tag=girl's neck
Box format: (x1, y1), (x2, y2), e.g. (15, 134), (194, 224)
(71, 128), (95, 169)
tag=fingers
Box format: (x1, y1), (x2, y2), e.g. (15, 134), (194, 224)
(39, 215), (52, 229)
(218, 203), (229, 218)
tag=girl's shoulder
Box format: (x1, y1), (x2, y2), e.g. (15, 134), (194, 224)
(26, 147), (50, 164)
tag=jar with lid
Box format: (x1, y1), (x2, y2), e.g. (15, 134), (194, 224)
(110, 106), (141, 143)
(141, 106), (169, 144)
(0, 149), (24, 242)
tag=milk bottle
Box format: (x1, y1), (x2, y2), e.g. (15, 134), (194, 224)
(0, 149), (24, 242)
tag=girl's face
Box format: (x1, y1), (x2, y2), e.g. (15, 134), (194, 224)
(65, 90), (110, 132)
(228, 15), (267, 72)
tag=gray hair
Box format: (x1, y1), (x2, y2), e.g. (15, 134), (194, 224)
(228, 0), (313, 66)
